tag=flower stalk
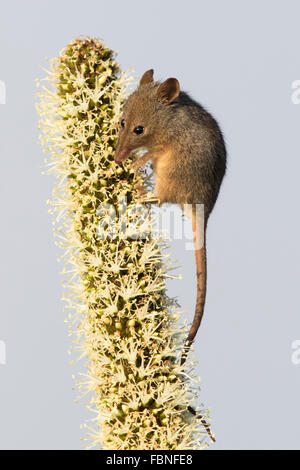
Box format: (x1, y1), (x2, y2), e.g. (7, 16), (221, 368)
(36, 37), (212, 450)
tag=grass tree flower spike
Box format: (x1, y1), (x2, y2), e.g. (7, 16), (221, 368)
(36, 37), (212, 450)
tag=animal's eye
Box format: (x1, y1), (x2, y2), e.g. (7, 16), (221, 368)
(120, 119), (125, 128)
(133, 126), (144, 135)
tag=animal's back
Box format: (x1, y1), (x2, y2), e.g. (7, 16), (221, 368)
(167, 91), (227, 216)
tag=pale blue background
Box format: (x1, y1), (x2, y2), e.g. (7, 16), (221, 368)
(0, 0), (299, 449)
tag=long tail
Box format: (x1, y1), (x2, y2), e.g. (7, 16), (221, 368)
(180, 209), (207, 365)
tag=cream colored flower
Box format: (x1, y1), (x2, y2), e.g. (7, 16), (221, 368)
(37, 36), (212, 450)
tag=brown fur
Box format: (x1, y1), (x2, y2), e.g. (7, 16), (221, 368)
(115, 70), (226, 360)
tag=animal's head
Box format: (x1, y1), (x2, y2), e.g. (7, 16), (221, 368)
(114, 69), (180, 164)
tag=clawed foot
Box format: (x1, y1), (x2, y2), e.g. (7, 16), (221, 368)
(134, 184), (147, 197)
(131, 158), (145, 173)
(131, 151), (153, 172)
(131, 160), (139, 172)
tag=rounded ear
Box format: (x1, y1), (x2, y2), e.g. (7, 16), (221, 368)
(157, 78), (180, 103)
(139, 69), (154, 86)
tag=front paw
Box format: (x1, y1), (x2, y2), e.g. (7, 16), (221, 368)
(131, 159), (141, 172)
(135, 184), (147, 197)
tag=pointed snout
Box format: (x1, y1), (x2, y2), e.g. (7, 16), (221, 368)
(114, 147), (131, 165)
